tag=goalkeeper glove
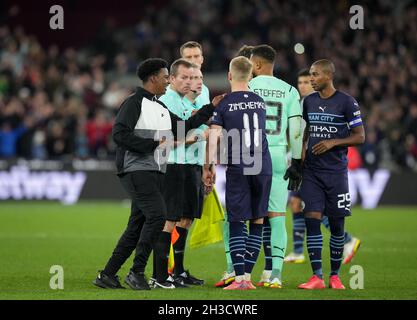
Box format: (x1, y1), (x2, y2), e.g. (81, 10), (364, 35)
(284, 158), (303, 191)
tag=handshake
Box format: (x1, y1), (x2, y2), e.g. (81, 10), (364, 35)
(202, 164), (216, 194)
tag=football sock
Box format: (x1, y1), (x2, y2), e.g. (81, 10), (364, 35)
(154, 231), (171, 283)
(243, 221), (248, 243)
(262, 218), (272, 270)
(229, 221), (246, 277)
(323, 214), (352, 244)
(173, 226), (187, 275)
(328, 216), (345, 276)
(223, 220), (234, 273)
(305, 217), (323, 279)
(292, 212), (305, 254)
(244, 223), (263, 274)
(270, 216), (287, 279)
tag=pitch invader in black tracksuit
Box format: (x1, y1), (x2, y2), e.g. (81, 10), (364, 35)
(93, 58), (225, 290)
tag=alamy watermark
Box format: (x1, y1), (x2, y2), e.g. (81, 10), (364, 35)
(349, 5), (364, 30)
(349, 265), (364, 289)
(49, 265), (64, 290)
(49, 5), (64, 30)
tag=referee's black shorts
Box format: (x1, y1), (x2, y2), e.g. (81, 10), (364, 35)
(163, 163), (204, 222)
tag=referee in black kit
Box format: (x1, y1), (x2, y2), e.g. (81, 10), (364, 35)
(93, 58), (224, 290)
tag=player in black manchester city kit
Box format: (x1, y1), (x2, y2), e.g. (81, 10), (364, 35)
(204, 56), (272, 290)
(297, 60), (365, 290)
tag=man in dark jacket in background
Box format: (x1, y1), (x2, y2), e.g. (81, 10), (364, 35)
(93, 58), (224, 290)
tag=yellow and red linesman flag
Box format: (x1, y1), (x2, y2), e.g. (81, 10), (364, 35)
(167, 186), (225, 273)
(168, 227), (179, 274)
(188, 186), (225, 249)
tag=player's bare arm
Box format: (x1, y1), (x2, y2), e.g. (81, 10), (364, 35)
(312, 125), (365, 155)
(184, 94), (225, 146)
(173, 94), (225, 147)
(202, 124), (222, 190)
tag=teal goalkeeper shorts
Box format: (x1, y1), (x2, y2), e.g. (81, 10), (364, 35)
(268, 145), (289, 213)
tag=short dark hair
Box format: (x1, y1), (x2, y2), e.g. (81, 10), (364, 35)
(251, 44), (276, 63)
(298, 68), (310, 77)
(312, 59), (336, 76)
(136, 58), (168, 82)
(170, 58), (194, 76)
(180, 41), (203, 56)
(236, 45), (254, 58)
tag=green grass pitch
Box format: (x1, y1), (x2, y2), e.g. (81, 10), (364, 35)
(0, 201), (416, 300)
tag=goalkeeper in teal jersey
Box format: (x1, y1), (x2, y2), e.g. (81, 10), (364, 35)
(215, 45), (303, 288)
(250, 45), (303, 288)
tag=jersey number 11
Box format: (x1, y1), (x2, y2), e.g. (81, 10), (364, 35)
(243, 113), (260, 148)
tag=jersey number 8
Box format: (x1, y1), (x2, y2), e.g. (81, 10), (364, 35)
(265, 101), (283, 135)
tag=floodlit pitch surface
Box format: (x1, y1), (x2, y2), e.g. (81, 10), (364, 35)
(0, 201), (416, 300)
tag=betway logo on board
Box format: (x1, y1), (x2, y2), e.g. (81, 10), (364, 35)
(0, 166), (86, 205)
(348, 169), (390, 209)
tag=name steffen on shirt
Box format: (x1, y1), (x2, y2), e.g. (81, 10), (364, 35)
(228, 101), (266, 112)
(253, 88), (286, 98)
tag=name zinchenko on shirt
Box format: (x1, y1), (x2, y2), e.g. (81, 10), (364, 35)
(228, 101), (266, 112)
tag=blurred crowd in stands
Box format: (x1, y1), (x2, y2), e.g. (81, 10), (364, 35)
(0, 0), (417, 172)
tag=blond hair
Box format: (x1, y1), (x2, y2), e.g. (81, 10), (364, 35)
(229, 56), (253, 82)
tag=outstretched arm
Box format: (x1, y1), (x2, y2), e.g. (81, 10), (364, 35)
(168, 93), (226, 139)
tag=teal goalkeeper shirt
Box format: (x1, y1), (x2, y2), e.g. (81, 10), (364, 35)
(249, 75), (301, 147)
(183, 86), (210, 166)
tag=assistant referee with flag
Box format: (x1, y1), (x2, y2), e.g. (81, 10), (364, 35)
(93, 58), (224, 290)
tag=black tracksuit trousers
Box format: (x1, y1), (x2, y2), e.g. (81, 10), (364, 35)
(103, 170), (167, 276)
